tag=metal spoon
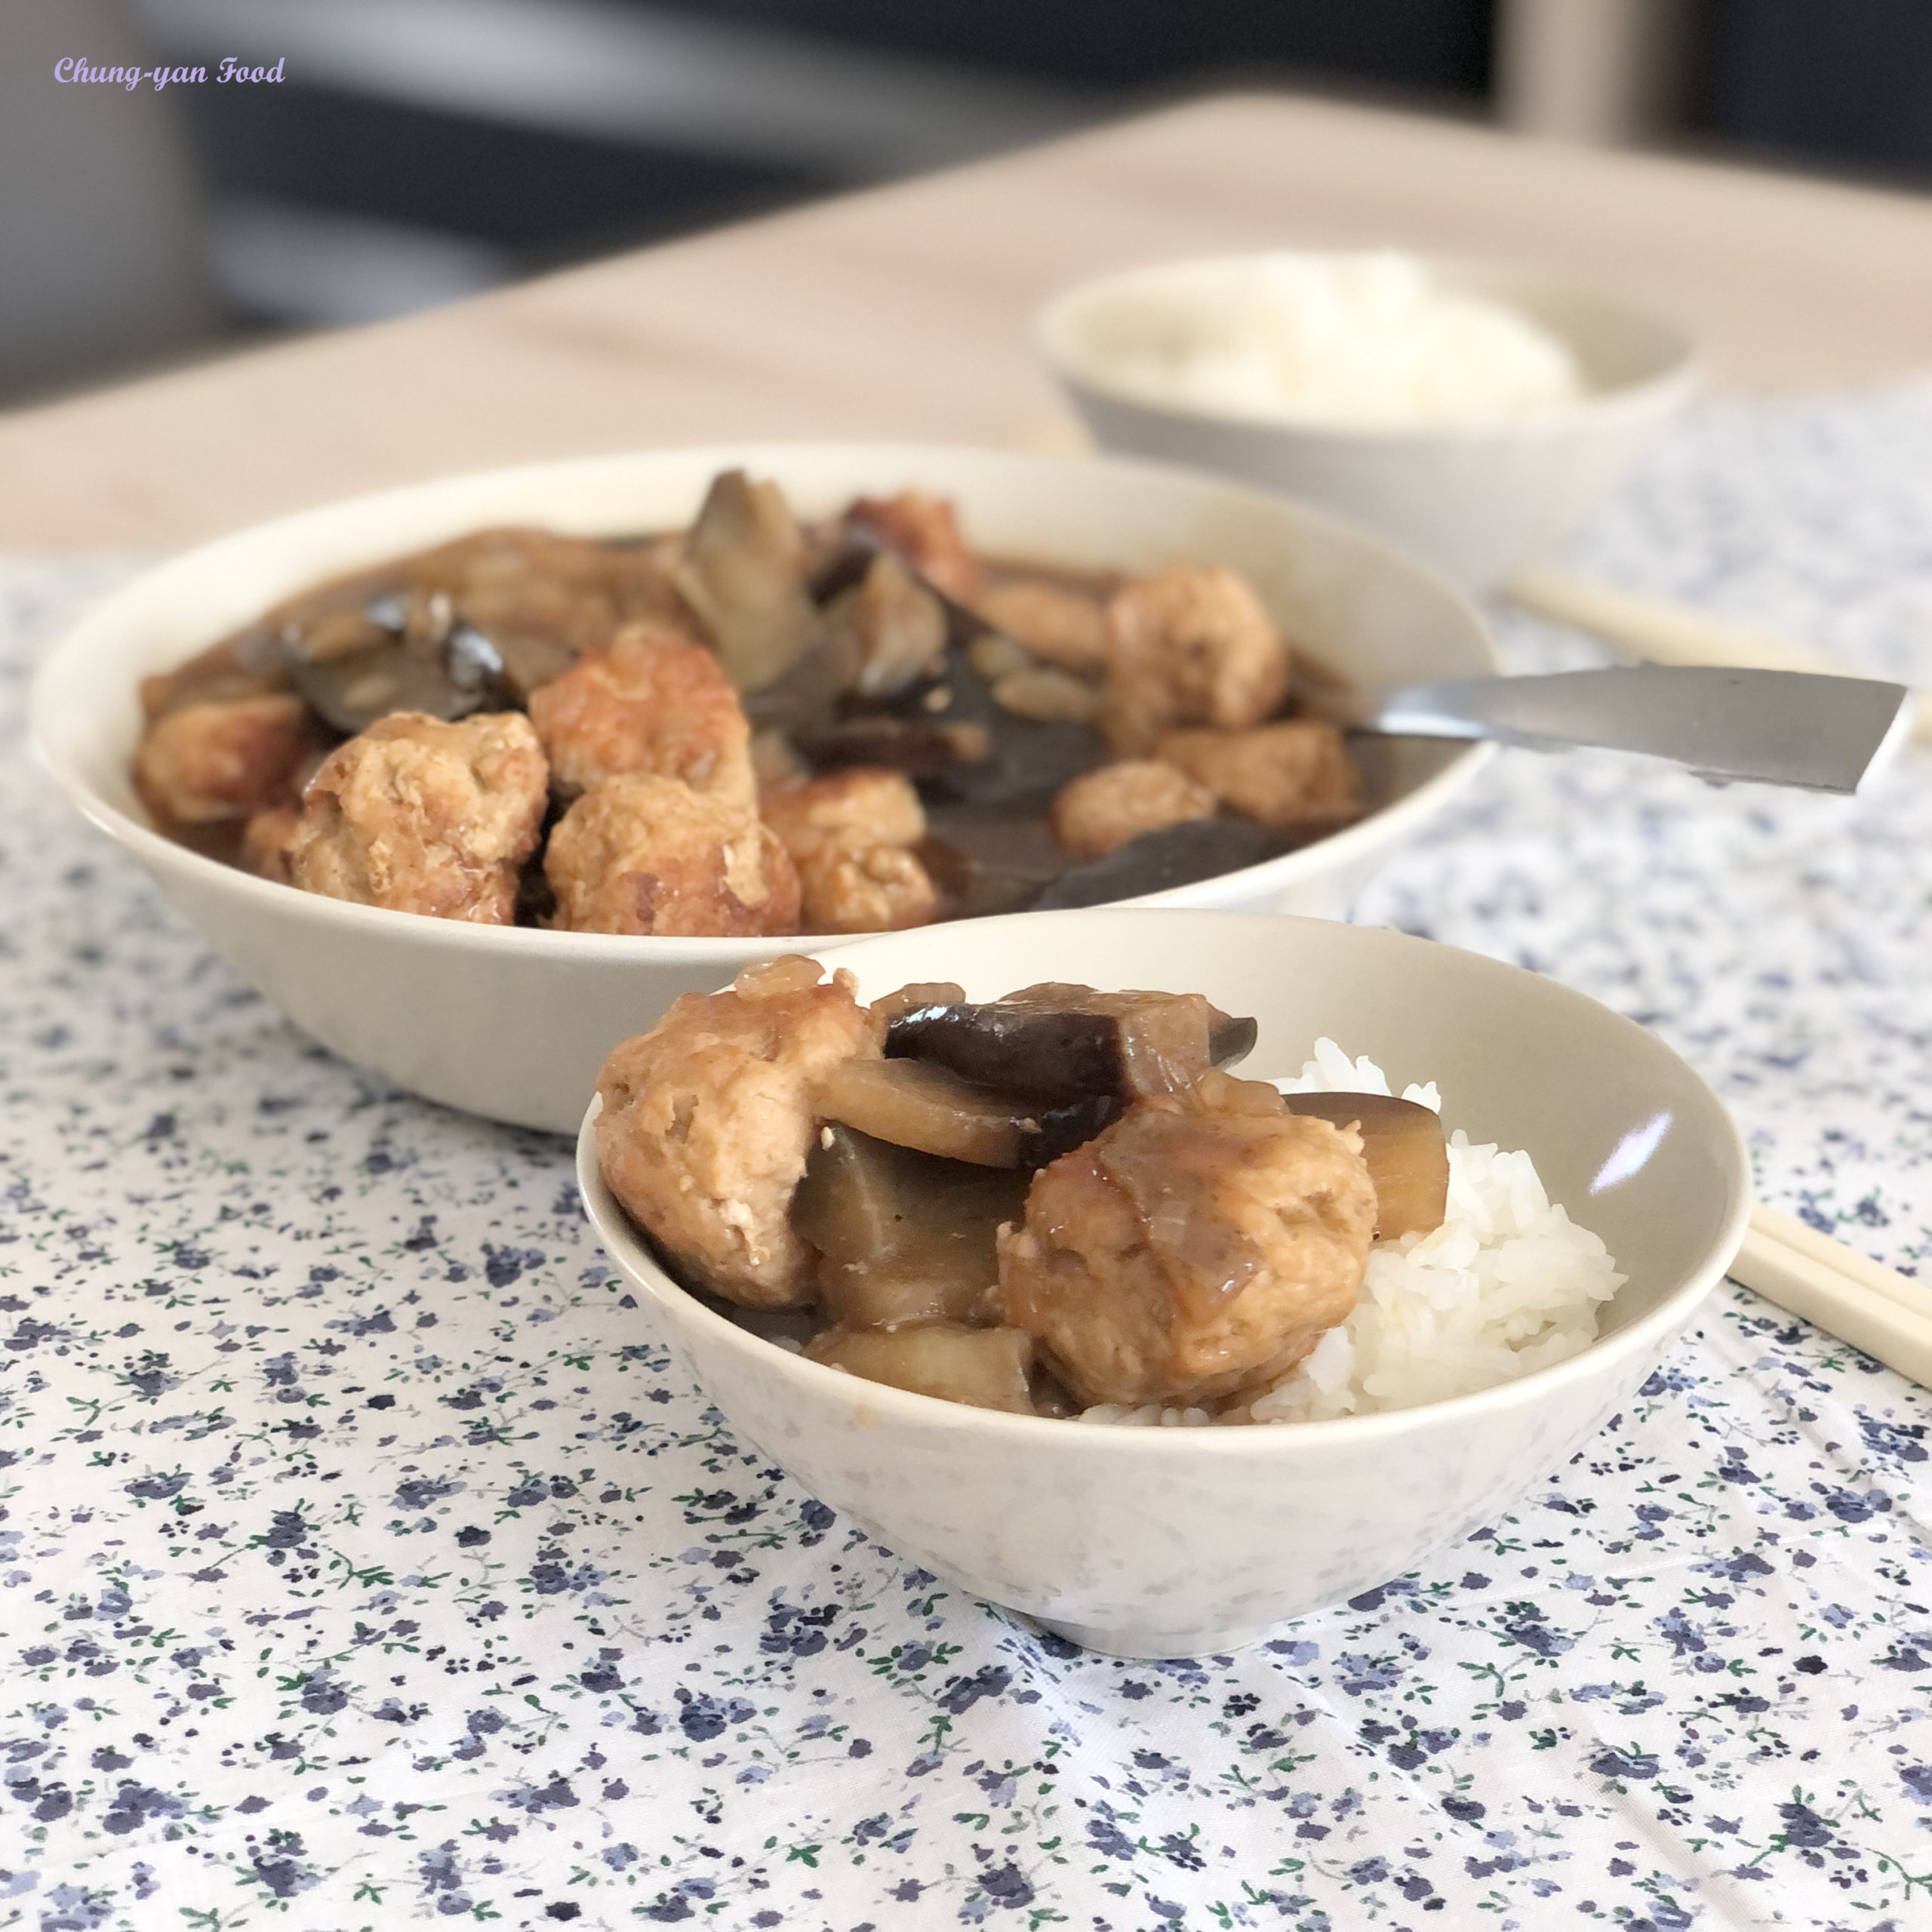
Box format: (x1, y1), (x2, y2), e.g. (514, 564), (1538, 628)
(1303, 664), (1910, 795)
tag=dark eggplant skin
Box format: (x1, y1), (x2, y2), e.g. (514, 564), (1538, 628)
(888, 1003), (1129, 1106)
(285, 598), (512, 735)
(1023, 1092), (1124, 1166)
(884, 989), (1257, 1113)
(1031, 818), (1278, 911)
(1210, 1012), (1260, 1066)
(895, 639), (1106, 808)
(800, 531), (1110, 808)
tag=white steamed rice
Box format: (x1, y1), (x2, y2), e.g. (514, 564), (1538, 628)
(1079, 1039), (1623, 1428)
(1080, 252), (1586, 429)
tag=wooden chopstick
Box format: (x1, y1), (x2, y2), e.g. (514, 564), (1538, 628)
(1727, 1202), (1932, 1387)
(1505, 565), (1932, 747)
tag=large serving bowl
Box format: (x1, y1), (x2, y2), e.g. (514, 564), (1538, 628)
(578, 908), (1750, 1657)
(1041, 255), (1699, 589)
(32, 444), (1497, 1134)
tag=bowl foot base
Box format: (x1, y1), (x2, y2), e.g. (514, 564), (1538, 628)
(1030, 1613), (1287, 1660)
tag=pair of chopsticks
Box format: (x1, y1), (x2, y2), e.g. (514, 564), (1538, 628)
(1506, 565), (1932, 746)
(1507, 568), (1931, 1386)
(1730, 1204), (1932, 1388)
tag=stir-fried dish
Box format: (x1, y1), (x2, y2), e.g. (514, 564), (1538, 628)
(131, 475), (1363, 933)
(595, 958), (1451, 1417)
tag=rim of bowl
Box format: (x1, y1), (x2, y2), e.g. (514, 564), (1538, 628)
(30, 439), (1500, 961)
(1038, 251), (1703, 445)
(577, 913), (1753, 1453)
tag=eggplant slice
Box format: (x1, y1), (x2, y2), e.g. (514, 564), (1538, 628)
(1032, 818), (1279, 911)
(792, 1124), (1027, 1329)
(884, 983), (1258, 1112)
(1281, 1091), (1449, 1239)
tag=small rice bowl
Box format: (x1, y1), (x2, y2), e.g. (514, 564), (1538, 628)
(1080, 1038), (1624, 1428)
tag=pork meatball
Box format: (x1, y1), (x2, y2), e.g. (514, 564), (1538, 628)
(974, 580), (1111, 675)
(995, 1085), (1375, 1407)
(795, 844), (939, 934)
(134, 692), (320, 824)
(762, 769), (935, 934)
(1048, 759), (1218, 862)
(288, 710), (548, 923)
(846, 491), (982, 604)
(1103, 564), (1290, 755)
(545, 774), (800, 937)
(596, 957), (885, 1306)
(528, 622), (755, 804)
(1155, 721), (1360, 828)
(761, 768), (926, 862)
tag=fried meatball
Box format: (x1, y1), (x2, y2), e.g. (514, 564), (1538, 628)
(528, 623), (754, 804)
(975, 579), (1112, 675)
(761, 769), (926, 862)
(134, 692), (320, 824)
(595, 958), (885, 1306)
(846, 491), (982, 604)
(795, 844), (940, 934)
(1103, 564), (1290, 755)
(1048, 759), (1218, 862)
(995, 1088), (1375, 1407)
(288, 711), (547, 923)
(761, 769), (935, 934)
(1155, 721), (1360, 828)
(545, 774), (800, 937)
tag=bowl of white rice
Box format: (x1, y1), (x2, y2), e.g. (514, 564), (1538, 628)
(1039, 251), (1698, 589)
(578, 908), (1749, 1657)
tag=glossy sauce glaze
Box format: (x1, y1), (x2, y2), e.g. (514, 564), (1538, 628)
(131, 474), (1366, 934)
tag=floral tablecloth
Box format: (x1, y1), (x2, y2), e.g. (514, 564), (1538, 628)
(3, 389), (1931, 1932)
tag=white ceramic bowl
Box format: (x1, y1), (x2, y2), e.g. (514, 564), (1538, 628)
(32, 443), (1498, 1135)
(577, 907), (1749, 1657)
(1040, 255), (1700, 590)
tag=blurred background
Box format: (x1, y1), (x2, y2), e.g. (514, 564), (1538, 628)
(5, 0), (1930, 407)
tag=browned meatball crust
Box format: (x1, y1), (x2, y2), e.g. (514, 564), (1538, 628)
(1155, 721), (1360, 828)
(287, 710), (548, 923)
(761, 768), (924, 861)
(528, 623), (754, 804)
(762, 769), (935, 934)
(596, 957), (885, 1306)
(995, 1085), (1375, 1407)
(134, 693), (321, 825)
(1048, 759), (1218, 861)
(1103, 564), (1291, 755)
(545, 774), (800, 937)
(795, 844), (939, 934)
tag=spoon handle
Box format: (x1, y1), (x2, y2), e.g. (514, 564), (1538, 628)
(1506, 565), (1932, 747)
(1312, 664), (1909, 795)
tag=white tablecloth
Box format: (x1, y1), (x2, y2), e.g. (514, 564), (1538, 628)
(2, 389), (1930, 1930)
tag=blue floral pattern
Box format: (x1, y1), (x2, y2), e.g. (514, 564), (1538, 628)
(3, 389), (1932, 1929)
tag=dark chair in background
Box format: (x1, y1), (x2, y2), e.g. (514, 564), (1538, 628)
(1, 0), (219, 399)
